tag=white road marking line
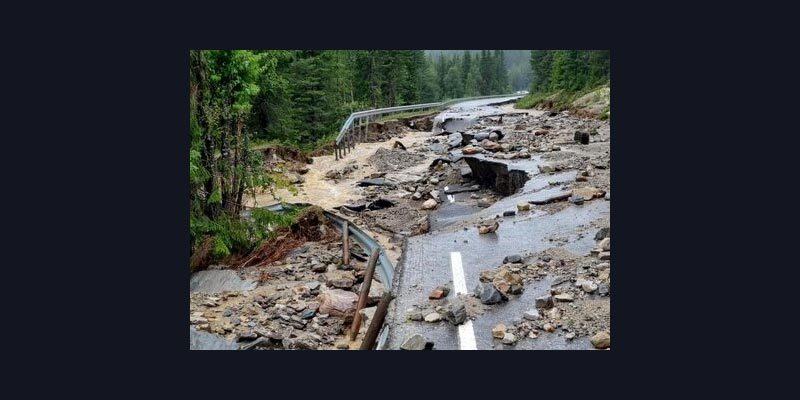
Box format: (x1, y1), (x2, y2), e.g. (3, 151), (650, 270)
(458, 321), (477, 350)
(444, 186), (455, 203)
(450, 252), (467, 294)
(450, 251), (477, 350)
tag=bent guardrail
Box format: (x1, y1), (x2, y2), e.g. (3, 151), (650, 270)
(262, 203), (394, 349)
(333, 93), (525, 160)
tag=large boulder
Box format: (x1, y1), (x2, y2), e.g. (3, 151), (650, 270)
(591, 331), (610, 349)
(573, 186), (604, 200)
(422, 199), (438, 210)
(447, 132), (464, 149)
(474, 282), (507, 304)
(318, 289), (358, 317)
(324, 270), (356, 289)
(400, 334), (428, 350)
(445, 299), (468, 325)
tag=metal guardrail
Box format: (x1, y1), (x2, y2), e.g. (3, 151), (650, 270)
(333, 93), (526, 160)
(262, 203), (394, 349)
(322, 211), (394, 350)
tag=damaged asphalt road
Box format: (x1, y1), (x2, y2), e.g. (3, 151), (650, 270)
(194, 96), (611, 350)
(385, 98), (611, 350)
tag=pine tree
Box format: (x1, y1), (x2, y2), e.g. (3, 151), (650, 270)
(530, 50), (554, 93)
(464, 61), (480, 97)
(444, 60), (464, 99)
(462, 51), (472, 89)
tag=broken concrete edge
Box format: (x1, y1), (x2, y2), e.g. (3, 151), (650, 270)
(322, 210), (394, 350)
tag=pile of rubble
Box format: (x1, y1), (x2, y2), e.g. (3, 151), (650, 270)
(190, 239), (389, 350)
(367, 147), (427, 172)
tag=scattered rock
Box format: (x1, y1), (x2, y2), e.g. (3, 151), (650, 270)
(412, 191), (423, 200)
(492, 324), (507, 339)
(523, 309), (540, 321)
(502, 332), (517, 345)
(408, 312), (423, 321)
(424, 312), (442, 323)
(445, 299), (467, 325)
(325, 270), (356, 289)
(356, 178), (387, 187)
(503, 254), (523, 264)
(565, 332), (576, 340)
(292, 286), (311, 296)
(574, 131), (590, 144)
(539, 164), (555, 173)
(447, 132), (464, 149)
(462, 146), (483, 155)
(422, 199), (438, 210)
(517, 202), (531, 211)
(481, 139), (502, 151)
(535, 295), (554, 309)
(429, 286), (450, 300)
(503, 210), (516, 217)
(544, 323), (555, 333)
(358, 306), (377, 328)
(598, 238), (610, 251)
(582, 281), (598, 293)
(595, 227), (610, 241)
(554, 293), (574, 302)
(318, 289), (358, 317)
(478, 220), (499, 234)
(605, 192), (610, 201)
(591, 331), (610, 349)
(494, 280), (510, 294)
(599, 252), (611, 260)
(598, 283), (610, 296)
(569, 195), (585, 205)
(401, 334), (428, 350)
(311, 263), (327, 273)
(474, 282), (507, 304)
(573, 187), (604, 200)
(366, 280), (386, 306)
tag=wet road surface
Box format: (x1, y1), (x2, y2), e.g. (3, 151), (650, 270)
(387, 98), (609, 350)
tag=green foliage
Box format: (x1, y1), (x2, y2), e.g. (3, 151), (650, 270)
(599, 104), (610, 120)
(214, 236), (231, 258)
(190, 49), (525, 269)
(208, 187), (222, 204)
(520, 50), (610, 112)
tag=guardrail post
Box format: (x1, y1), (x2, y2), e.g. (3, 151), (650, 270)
(350, 248), (379, 341)
(342, 221), (350, 265)
(360, 291), (393, 350)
